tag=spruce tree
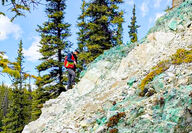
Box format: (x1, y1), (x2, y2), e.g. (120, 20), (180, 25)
(77, 0), (87, 53)
(14, 40), (24, 89)
(128, 4), (140, 43)
(31, 87), (49, 121)
(77, 0), (88, 75)
(16, 40), (32, 124)
(1, 40), (32, 132)
(37, 0), (71, 96)
(110, 0), (124, 45)
(78, 0), (124, 64)
(23, 88), (32, 124)
(0, 84), (12, 132)
(2, 88), (25, 133)
(116, 19), (123, 45)
(31, 70), (49, 121)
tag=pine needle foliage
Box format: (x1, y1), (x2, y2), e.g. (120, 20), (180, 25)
(76, 0), (88, 76)
(36, 0), (71, 98)
(0, 41), (33, 133)
(0, 84), (12, 132)
(31, 86), (49, 121)
(2, 89), (27, 133)
(1, 0), (41, 21)
(77, 0), (124, 64)
(31, 70), (50, 121)
(0, 53), (20, 79)
(13, 40), (24, 90)
(128, 4), (140, 43)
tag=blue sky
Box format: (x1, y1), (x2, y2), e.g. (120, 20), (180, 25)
(0, 0), (172, 86)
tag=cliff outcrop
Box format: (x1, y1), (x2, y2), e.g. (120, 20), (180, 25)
(23, 1), (192, 132)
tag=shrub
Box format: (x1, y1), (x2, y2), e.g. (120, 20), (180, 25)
(107, 112), (126, 128)
(139, 48), (192, 96)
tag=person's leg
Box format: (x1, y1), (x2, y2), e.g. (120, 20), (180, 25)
(70, 69), (76, 85)
(67, 69), (72, 89)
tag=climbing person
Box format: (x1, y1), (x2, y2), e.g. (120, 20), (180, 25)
(64, 49), (79, 90)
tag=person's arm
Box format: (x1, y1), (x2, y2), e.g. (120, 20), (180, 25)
(67, 53), (74, 62)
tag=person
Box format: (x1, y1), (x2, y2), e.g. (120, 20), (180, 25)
(64, 49), (79, 90)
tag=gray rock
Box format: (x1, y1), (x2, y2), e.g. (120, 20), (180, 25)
(95, 126), (107, 133)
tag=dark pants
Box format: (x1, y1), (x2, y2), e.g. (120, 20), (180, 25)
(67, 69), (76, 89)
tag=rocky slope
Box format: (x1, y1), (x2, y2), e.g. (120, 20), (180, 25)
(23, 1), (192, 133)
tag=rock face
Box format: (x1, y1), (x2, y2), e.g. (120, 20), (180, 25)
(23, 1), (192, 133)
(172, 0), (184, 8)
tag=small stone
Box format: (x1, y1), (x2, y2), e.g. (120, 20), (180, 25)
(147, 33), (156, 41)
(167, 65), (175, 72)
(167, 72), (175, 78)
(80, 120), (89, 128)
(187, 76), (192, 85)
(95, 126), (107, 133)
(177, 78), (188, 86)
(127, 77), (137, 87)
(186, 22), (191, 28)
(146, 88), (156, 97)
(177, 25), (184, 32)
(169, 20), (177, 31)
(75, 123), (79, 128)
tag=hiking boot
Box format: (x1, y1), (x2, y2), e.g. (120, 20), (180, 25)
(72, 82), (77, 88)
(67, 85), (72, 90)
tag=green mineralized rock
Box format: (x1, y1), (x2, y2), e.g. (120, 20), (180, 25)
(169, 20), (178, 31)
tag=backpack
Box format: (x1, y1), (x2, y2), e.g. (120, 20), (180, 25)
(64, 54), (75, 68)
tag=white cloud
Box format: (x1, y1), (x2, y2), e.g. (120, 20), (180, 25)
(140, 1), (149, 17)
(126, 0), (134, 6)
(155, 12), (165, 21)
(0, 15), (22, 40)
(154, 0), (162, 8)
(23, 36), (42, 61)
(0, 53), (8, 59)
(2, 54), (8, 59)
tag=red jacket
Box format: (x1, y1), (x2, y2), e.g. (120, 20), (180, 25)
(64, 53), (75, 69)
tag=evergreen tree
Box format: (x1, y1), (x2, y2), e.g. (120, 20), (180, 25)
(1, 41), (32, 132)
(116, 19), (123, 45)
(23, 88), (33, 124)
(128, 4), (140, 43)
(77, 0), (88, 75)
(36, 0), (71, 97)
(1, 86), (32, 132)
(0, 84), (12, 132)
(78, 0), (124, 64)
(31, 87), (49, 121)
(14, 40), (24, 89)
(2, 89), (25, 133)
(77, 0), (87, 53)
(31, 70), (49, 121)
(110, 0), (124, 45)
(16, 40), (32, 124)
(1, 0), (40, 21)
